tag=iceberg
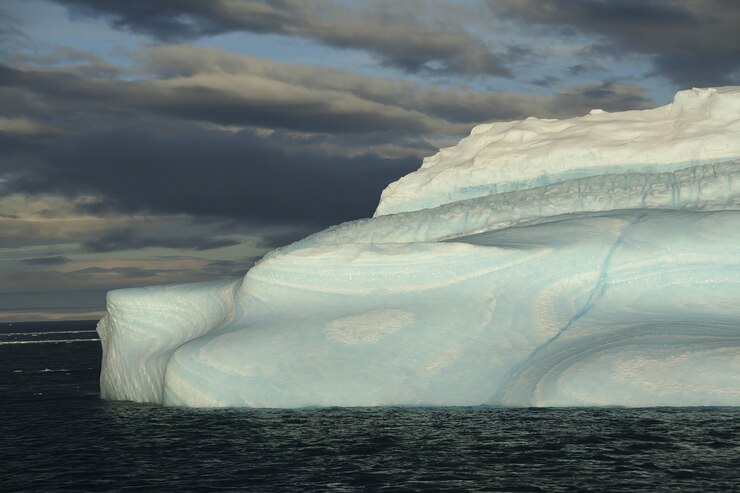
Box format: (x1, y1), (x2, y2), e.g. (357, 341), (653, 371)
(98, 86), (740, 408)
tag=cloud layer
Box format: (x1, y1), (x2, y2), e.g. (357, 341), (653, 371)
(489, 0), (740, 87)
(52, 0), (740, 87)
(55, 0), (511, 76)
(0, 45), (652, 227)
(2, 0), (737, 320)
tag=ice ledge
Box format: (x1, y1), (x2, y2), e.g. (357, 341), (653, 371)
(294, 160), (740, 249)
(98, 279), (241, 403)
(375, 86), (740, 216)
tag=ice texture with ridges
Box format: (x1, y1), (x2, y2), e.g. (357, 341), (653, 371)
(375, 86), (740, 216)
(97, 279), (241, 404)
(97, 86), (740, 408)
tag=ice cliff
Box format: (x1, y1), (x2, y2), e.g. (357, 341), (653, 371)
(98, 86), (740, 408)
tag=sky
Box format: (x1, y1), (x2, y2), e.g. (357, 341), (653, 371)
(1, 0), (739, 322)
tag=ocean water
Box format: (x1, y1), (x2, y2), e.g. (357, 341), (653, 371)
(2, 322), (740, 492)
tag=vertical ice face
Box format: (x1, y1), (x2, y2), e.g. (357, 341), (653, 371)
(97, 279), (241, 404)
(98, 86), (740, 408)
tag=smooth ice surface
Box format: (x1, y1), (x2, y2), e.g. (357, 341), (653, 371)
(98, 86), (740, 408)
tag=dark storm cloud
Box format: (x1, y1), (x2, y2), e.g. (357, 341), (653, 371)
(204, 259), (254, 277)
(531, 75), (560, 88)
(3, 123), (420, 227)
(0, 45), (652, 230)
(52, 0), (510, 76)
(82, 228), (240, 253)
(257, 227), (322, 248)
(567, 64), (604, 77)
(22, 255), (70, 266)
(490, 0), (740, 87)
(0, 7), (26, 47)
(74, 266), (158, 278)
(0, 54), (425, 228)
(0, 46), (654, 139)
(0, 20), (24, 46)
(0, 63), (438, 135)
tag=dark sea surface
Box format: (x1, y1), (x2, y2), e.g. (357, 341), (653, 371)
(2, 321), (740, 492)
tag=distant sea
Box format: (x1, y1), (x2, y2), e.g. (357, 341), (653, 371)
(2, 321), (740, 492)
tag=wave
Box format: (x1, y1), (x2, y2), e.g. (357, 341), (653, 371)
(0, 330), (98, 337)
(0, 338), (100, 345)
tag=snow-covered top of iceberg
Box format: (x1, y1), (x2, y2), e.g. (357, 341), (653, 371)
(375, 86), (740, 216)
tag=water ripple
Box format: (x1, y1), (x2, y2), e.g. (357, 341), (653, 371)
(2, 325), (740, 491)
